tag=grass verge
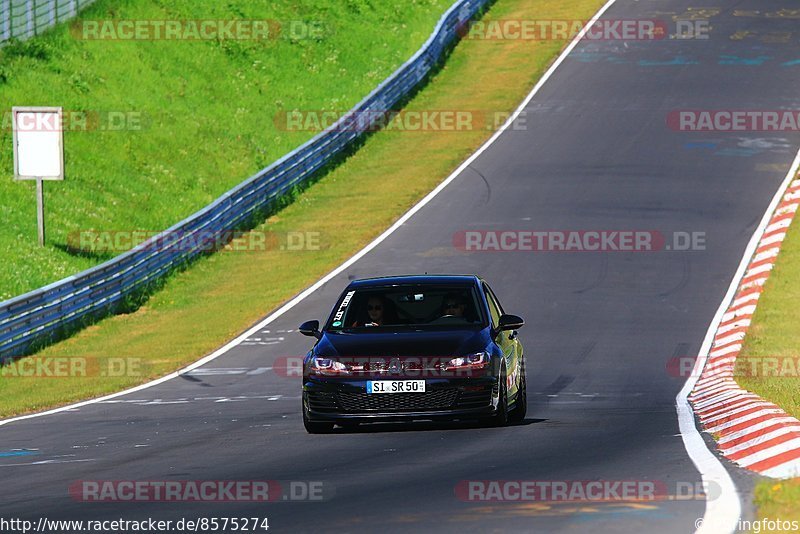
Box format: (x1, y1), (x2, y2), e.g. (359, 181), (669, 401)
(0, 0), (453, 300)
(754, 478), (800, 530)
(0, 0), (607, 417)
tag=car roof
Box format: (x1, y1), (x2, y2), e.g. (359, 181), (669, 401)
(346, 274), (482, 288)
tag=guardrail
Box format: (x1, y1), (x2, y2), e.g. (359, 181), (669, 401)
(1, 0), (95, 44)
(0, 0), (489, 360)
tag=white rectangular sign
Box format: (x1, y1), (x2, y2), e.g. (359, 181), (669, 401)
(12, 107), (65, 180)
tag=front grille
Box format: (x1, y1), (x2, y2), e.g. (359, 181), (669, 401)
(306, 391), (338, 412)
(336, 389), (458, 412)
(456, 389), (492, 409)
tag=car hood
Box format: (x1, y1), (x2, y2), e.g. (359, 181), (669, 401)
(316, 328), (489, 358)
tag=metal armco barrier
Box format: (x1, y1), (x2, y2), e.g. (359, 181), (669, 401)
(0, 0), (489, 359)
(1, 0), (95, 44)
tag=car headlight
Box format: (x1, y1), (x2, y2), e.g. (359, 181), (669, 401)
(445, 351), (489, 370)
(310, 356), (350, 375)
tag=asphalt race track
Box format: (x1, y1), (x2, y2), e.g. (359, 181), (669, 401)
(3, 1), (800, 532)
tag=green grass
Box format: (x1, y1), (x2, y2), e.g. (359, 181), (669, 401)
(0, 0), (454, 301)
(735, 171), (800, 521)
(736, 174), (800, 417)
(0, 0), (608, 417)
(753, 479), (800, 530)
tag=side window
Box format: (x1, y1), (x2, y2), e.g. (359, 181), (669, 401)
(482, 283), (502, 327)
(486, 285), (506, 315)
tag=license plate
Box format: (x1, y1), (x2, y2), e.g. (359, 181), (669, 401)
(367, 380), (426, 394)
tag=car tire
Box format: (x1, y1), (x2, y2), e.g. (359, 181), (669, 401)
(487, 369), (509, 427)
(303, 400), (334, 434)
(509, 359), (527, 423)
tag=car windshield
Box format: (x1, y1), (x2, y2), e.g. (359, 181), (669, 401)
(326, 284), (486, 331)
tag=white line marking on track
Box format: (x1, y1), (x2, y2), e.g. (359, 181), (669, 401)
(97, 395), (284, 406)
(186, 366), (273, 376)
(246, 367), (272, 375)
(0, 458), (95, 468)
(186, 368), (252, 376)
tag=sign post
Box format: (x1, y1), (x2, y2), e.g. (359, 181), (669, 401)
(11, 106), (65, 246)
(36, 177), (45, 246)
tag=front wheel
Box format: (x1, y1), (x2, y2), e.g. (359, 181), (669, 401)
(486, 370), (509, 427)
(509, 360), (527, 423)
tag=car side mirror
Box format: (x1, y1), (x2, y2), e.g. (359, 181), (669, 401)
(299, 320), (321, 339)
(497, 314), (524, 331)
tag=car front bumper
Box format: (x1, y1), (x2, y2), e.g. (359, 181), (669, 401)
(303, 376), (498, 423)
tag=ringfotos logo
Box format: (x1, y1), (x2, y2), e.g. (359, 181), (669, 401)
(668, 110), (800, 132)
(452, 230), (706, 252)
(273, 110), (526, 133)
(69, 480), (329, 502)
(71, 20), (331, 41)
(3, 110), (145, 132)
(460, 19), (669, 41)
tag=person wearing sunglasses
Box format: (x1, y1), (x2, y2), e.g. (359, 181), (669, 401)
(351, 295), (397, 327)
(441, 294), (467, 318)
(364, 296), (385, 326)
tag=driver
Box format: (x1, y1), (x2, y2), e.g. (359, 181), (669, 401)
(352, 295), (397, 327)
(365, 296), (385, 326)
(441, 294), (467, 318)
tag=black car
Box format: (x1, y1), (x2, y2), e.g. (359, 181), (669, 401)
(298, 275), (526, 433)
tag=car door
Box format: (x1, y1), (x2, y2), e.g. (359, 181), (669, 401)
(482, 283), (521, 401)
